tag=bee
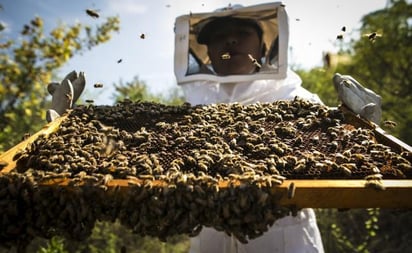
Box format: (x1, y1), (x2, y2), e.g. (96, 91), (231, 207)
(339, 165), (353, 177)
(19, 132), (31, 141)
(140, 33), (145, 39)
(397, 162), (412, 172)
(293, 163), (306, 173)
(0, 160), (8, 169)
(221, 52), (231, 60)
(341, 26), (346, 32)
(86, 9), (100, 18)
(194, 184), (205, 195)
(94, 83), (103, 88)
(364, 173), (383, 180)
(257, 191), (269, 205)
(248, 54), (262, 68)
(364, 180), (386, 191)
(143, 180), (153, 189)
(287, 182), (296, 199)
(117, 59), (122, 63)
(139, 174), (155, 181)
(66, 93), (73, 102)
(21, 24), (33, 36)
(85, 99), (94, 103)
(102, 174), (113, 186)
(364, 32), (382, 42)
(383, 120), (397, 129)
(311, 135), (320, 143)
(336, 34), (344, 40)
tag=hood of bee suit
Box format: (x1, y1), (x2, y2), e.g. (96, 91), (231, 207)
(174, 2), (289, 85)
(179, 69), (322, 105)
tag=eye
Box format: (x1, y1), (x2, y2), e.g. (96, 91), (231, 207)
(235, 27), (256, 38)
(208, 32), (227, 45)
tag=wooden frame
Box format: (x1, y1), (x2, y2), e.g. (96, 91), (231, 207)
(1, 108), (411, 209)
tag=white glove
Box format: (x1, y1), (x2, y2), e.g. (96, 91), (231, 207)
(46, 71), (85, 122)
(333, 73), (382, 124)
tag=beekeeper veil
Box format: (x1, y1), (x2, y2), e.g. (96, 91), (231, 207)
(174, 2), (289, 85)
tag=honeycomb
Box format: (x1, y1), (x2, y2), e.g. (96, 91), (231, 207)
(0, 98), (411, 249)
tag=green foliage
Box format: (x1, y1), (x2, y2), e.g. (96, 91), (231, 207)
(0, 15), (120, 152)
(337, 0), (412, 144)
(38, 237), (68, 253)
(20, 222), (190, 253)
(303, 1), (412, 252)
(295, 68), (339, 107)
(316, 208), (412, 253)
(112, 75), (184, 105)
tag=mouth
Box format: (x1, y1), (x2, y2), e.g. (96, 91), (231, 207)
(221, 52), (231, 60)
(220, 51), (243, 60)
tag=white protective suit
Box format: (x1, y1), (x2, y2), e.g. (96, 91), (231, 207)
(174, 3), (325, 253)
(182, 71), (324, 253)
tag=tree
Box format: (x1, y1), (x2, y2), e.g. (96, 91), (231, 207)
(295, 68), (338, 107)
(339, 0), (412, 145)
(298, 1), (412, 252)
(0, 15), (120, 152)
(111, 76), (184, 105)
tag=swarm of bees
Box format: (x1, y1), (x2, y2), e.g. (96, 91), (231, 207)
(1, 98), (411, 249)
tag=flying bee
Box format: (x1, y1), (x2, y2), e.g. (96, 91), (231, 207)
(248, 54), (262, 68)
(336, 34), (344, 40)
(221, 52), (231, 60)
(86, 9), (100, 18)
(94, 82), (103, 88)
(383, 120), (397, 129)
(140, 33), (145, 39)
(364, 32), (382, 42)
(117, 59), (122, 63)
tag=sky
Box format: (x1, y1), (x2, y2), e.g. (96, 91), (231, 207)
(1, 0), (389, 105)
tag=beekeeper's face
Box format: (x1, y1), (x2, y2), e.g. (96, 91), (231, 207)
(205, 20), (263, 76)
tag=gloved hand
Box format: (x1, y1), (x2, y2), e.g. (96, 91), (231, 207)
(46, 71), (85, 122)
(333, 73), (382, 124)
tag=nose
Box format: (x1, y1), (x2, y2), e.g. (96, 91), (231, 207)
(224, 33), (238, 46)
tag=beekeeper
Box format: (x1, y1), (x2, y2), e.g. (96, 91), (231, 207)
(173, 2), (382, 253)
(174, 2), (324, 253)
